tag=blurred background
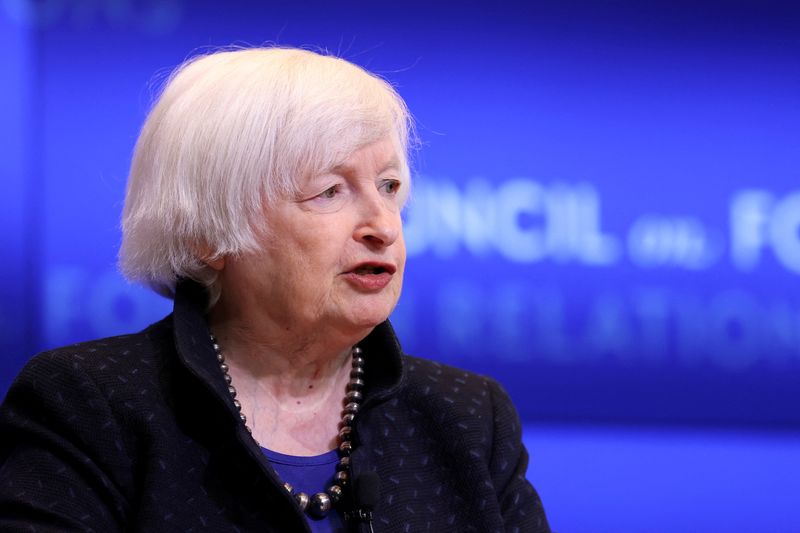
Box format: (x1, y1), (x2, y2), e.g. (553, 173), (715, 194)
(2, 0), (799, 531)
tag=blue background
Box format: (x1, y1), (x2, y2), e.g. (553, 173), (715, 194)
(2, 1), (799, 531)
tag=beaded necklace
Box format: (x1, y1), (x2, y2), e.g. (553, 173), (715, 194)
(210, 334), (364, 518)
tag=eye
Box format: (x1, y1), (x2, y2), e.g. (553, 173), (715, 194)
(380, 179), (401, 195)
(317, 185), (339, 199)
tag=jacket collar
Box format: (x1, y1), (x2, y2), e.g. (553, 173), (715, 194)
(171, 280), (406, 411)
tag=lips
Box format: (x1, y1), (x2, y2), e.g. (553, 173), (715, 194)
(342, 262), (397, 291)
(348, 262), (397, 276)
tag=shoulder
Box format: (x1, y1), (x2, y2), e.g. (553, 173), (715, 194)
(395, 355), (522, 460)
(400, 354), (515, 419)
(11, 316), (174, 392)
(1, 316), (176, 450)
(366, 355), (548, 531)
(0, 318), (176, 529)
(1, 314), (177, 465)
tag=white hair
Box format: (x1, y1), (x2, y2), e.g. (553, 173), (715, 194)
(119, 47), (413, 305)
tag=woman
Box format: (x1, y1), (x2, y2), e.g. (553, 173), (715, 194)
(0, 47), (550, 532)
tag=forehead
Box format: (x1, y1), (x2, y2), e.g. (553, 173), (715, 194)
(328, 138), (403, 177)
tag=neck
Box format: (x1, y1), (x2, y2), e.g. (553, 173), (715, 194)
(207, 298), (363, 455)
(207, 300), (359, 387)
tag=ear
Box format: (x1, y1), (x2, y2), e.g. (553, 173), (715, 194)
(205, 256), (225, 272)
(196, 243), (226, 272)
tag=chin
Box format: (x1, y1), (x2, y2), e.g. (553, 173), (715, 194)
(349, 310), (392, 330)
(332, 287), (401, 334)
(344, 301), (396, 331)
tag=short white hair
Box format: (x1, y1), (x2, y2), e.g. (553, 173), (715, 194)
(119, 47), (413, 305)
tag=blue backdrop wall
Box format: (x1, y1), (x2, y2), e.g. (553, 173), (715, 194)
(2, 1), (799, 531)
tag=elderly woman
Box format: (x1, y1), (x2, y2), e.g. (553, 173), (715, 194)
(0, 48), (549, 532)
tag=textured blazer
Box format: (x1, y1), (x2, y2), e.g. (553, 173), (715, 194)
(0, 282), (550, 532)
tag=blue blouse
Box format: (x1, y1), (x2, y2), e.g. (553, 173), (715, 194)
(261, 447), (346, 533)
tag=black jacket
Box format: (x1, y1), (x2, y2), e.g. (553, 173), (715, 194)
(0, 282), (550, 532)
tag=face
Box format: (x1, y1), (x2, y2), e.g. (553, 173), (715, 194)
(219, 138), (407, 340)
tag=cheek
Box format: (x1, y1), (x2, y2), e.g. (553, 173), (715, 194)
(398, 232), (407, 260)
(396, 233), (407, 272)
(286, 234), (346, 281)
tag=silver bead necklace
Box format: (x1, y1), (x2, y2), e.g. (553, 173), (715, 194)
(210, 334), (365, 519)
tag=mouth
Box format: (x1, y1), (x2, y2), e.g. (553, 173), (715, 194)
(348, 262), (397, 276)
(342, 262), (397, 291)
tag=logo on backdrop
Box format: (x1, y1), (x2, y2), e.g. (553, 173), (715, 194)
(404, 178), (800, 274)
(392, 179), (800, 370)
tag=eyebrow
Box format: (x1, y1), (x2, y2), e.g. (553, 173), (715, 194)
(331, 155), (401, 176)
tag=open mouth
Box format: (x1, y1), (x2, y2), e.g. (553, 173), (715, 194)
(343, 262), (396, 290)
(354, 265), (387, 275)
(350, 263), (396, 275)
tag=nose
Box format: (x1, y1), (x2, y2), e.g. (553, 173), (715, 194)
(353, 191), (401, 248)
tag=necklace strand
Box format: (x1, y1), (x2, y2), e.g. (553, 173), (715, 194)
(210, 334), (365, 519)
